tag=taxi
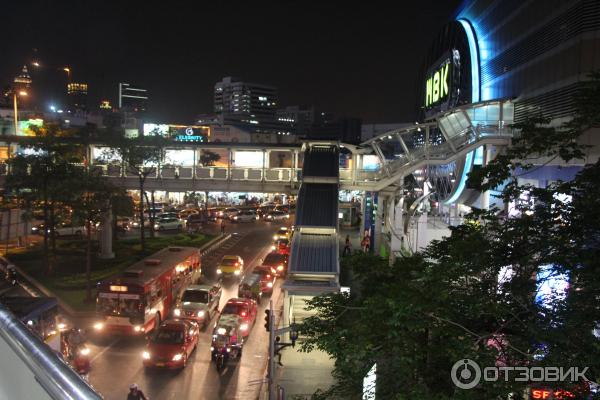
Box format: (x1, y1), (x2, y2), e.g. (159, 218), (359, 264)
(142, 319), (199, 369)
(273, 227), (290, 241)
(216, 255), (244, 279)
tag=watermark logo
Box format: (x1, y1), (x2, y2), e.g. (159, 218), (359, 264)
(451, 359), (591, 389)
(451, 359), (482, 389)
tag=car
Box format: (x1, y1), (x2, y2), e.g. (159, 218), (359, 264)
(216, 255), (244, 279)
(220, 298), (257, 337)
(260, 252), (288, 277)
(232, 211), (258, 223)
(186, 213), (205, 231)
(273, 227), (290, 241)
(157, 212), (179, 220)
(115, 217), (132, 231)
(53, 222), (86, 237)
(252, 266), (276, 295)
(265, 210), (289, 221)
(153, 217), (185, 231)
(142, 319), (199, 369)
(274, 205), (290, 213)
(272, 238), (290, 255)
(220, 207), (240, 219)
(174, 284), (221, 327)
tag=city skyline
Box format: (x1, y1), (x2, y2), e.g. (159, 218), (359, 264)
(1, 1), (460, 124)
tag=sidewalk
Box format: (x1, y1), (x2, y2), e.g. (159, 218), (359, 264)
(274, 346), (335, 399)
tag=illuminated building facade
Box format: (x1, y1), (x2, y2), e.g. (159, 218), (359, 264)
(67, 82), (88, 111)
(118, 82), (148, 114)
(419, 0), (600, 208)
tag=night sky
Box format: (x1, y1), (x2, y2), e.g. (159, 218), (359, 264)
(2, 2), (461, 124)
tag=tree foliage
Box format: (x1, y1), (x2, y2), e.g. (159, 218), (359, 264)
(298, 74), (600, 399)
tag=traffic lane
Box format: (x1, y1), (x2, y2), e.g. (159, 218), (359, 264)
(86, 221), (287, 399)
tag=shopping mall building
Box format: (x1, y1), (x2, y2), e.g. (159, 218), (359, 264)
(420, 0), (600, 218)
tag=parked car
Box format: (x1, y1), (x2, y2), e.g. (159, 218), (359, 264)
(220, 298), (257, 337)
(153, 217), (185, 231)
(174, 284), (221, 327)
(265, 210), (289, 221)
(142, 319), (199, 369)
(53, 222), (87, 237)
(232, 211), (258, 223)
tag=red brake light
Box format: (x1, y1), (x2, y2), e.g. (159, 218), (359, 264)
(241, 311), (247, 317)
(266, 274), (271, 279)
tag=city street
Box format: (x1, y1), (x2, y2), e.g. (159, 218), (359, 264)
(84, 219), (289, 400)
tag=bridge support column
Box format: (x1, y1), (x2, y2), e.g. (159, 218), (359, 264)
(98, 207), (114, 259)
(390, 195), (404, 254)
(480, 145), (495, 210)
(374, 193), (384, 256)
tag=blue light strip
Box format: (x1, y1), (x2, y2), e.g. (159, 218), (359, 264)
(444, 149), (473, 205)
(457, 18), (480, 103)
(444, 18), (481, 206)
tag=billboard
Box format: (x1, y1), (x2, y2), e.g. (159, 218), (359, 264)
(142, 123), (210, 142)
(18, 119), (44, 136)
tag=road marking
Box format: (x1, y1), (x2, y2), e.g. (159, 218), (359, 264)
(90, 338), (120, 363)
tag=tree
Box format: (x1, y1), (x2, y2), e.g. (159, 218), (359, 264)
(103, 131), (168, 252)
(298, 73), (600, 399)
(6, 124), (84, 274)
(199, 149), (221, 166)
(70, 168), (121, 302)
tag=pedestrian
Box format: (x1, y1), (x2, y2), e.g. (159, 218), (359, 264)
(127, 383), (148, 400)
(220, 220), (226, 235)
(343, 235), (351, 256)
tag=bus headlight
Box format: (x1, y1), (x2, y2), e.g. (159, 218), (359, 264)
(142, 351), (150, 360)
(172, 353), (183, 361)
(234, 270), (241, 275)
(216, 269), (222, 274)
(93, 322), (104, 331)
(174, 308), (181, 317)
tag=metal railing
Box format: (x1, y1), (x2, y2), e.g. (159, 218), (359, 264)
(0, 303), (103, 400)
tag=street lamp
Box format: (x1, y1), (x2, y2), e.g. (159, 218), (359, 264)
(12, 90), (28, 136)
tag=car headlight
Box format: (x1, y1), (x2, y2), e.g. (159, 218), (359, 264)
(216, 269), (222, 274)
(234, 216), (238, 220)
(31, 227), (38, 231)
(234, 270), (241, 275)
(197, 310), (205, 317)
(271, 245), (276, 251)
(273, 235), (278, 240)
(240, 323), (248, 331)
(134, 325), (144, 332)
(174, 308), (181, 317)
(172, 353), (183, 361)
(142, 351), (151, 360)
(57, 323), (67, 331)
(277, 265), (284, 271)
(93, 322), (104, 331)
(210, 346), (215, 351)
(79, 347), (90, 356)
(154, 225), (159, 229)
(267, 282), (273, 288)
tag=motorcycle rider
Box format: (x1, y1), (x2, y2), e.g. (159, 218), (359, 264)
(127, 383), (148, 400)
(66, 328), (85, 358)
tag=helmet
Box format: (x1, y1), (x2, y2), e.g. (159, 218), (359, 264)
(129, 383), (138, 390)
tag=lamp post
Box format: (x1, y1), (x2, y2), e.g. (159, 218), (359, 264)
(13, 90), (28, 137)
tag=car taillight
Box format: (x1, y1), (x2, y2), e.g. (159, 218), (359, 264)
(235, 262), (239, 266)
(266, 274), (271, 279)
(241, 311), (247, 317)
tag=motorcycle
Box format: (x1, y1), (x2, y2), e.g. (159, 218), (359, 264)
(72, 345), (91, 376)
(212, 345), (229, 372)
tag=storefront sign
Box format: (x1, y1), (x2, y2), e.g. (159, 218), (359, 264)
(425, 59), (451, 107)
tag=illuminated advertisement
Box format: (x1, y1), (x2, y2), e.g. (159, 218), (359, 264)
(143, 123), (210, 142)
(18, 118), (44, 136)
(233, 151), (263, 167)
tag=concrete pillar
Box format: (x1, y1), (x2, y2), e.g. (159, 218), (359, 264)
(374, 193), (384, 255)
(416, 212), (428, 252)
(98, 207), (114, 259)
(391, 195), (404, 252)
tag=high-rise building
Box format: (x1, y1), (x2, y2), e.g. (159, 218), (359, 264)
(67, 82), (88, 112)
(276, 106), (315, 136)
(118, 82), (148, 113)
(214, 77), (278, 132)
(13, 66), (32, 90)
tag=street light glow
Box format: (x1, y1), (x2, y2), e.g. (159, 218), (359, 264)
(18, 91), (28, 96)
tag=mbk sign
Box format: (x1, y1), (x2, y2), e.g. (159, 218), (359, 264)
(425, 59), (451, 107)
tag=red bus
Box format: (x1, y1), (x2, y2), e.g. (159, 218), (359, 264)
(94, 246), (201, 335)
